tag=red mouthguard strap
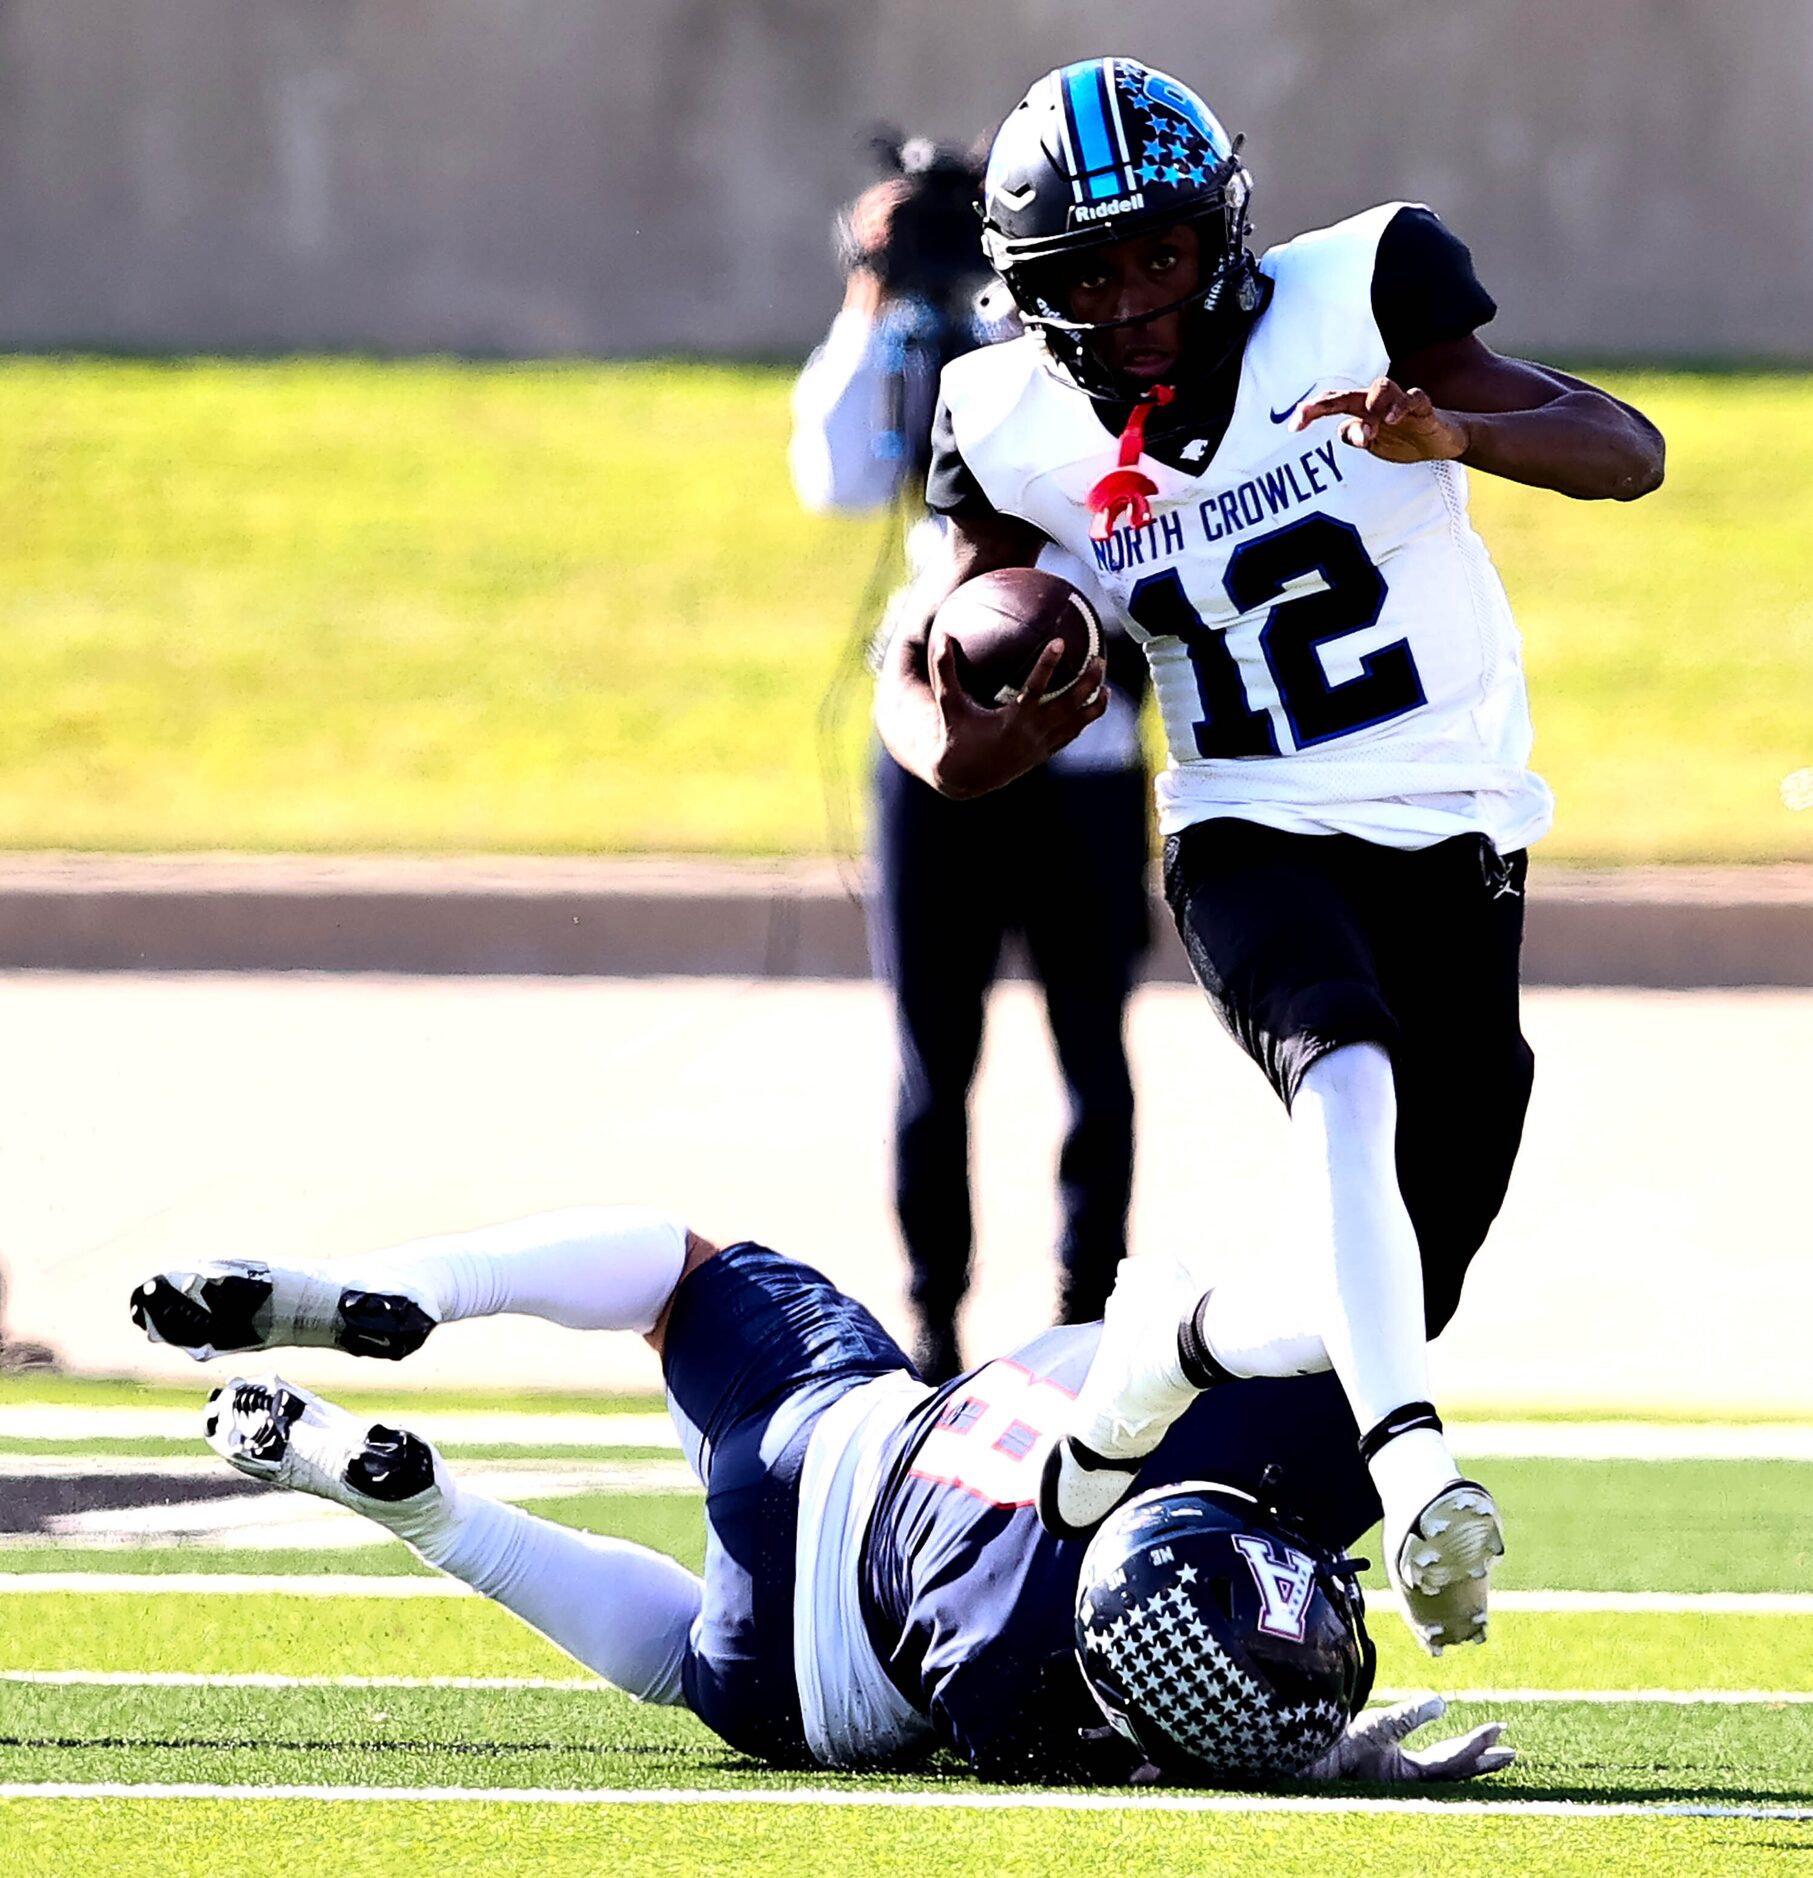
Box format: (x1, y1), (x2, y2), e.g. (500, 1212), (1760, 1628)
(1088, 384), (1176, 541)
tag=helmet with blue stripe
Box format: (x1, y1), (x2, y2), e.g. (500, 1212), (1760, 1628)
(980, 59), (1262, 398)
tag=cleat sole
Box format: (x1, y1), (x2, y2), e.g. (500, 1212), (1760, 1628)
(1036, 1436), (1142, 1540)
(1394, 1480), (1504, 1655)
(131, 1268), (273, 1356)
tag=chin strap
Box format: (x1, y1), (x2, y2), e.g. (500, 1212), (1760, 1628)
(1087, 384), (1175, 541)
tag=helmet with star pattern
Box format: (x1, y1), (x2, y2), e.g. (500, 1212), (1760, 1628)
(1073, 1480), (1375, 1781)
(979, 58), (1263, 400)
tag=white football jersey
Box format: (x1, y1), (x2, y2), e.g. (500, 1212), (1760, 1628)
(938, 203), (1554, 851)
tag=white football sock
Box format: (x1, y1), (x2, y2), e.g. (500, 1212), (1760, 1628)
(1294, 1043), (1459, 1522)
(340, 1206), (689, 1334)
(389, 1478), (701, 1706)
(1366, 1425), (1463, 1547)
(1193, 1043), (1459, 1527)
(1194, 1282), (1329, 1380)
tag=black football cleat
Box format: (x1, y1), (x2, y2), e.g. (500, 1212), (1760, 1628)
(204, 1374), (446, 1525)
(131, 1260), (437, 1363)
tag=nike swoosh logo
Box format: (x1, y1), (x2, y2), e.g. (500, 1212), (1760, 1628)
(1269, 384), (1317, 425)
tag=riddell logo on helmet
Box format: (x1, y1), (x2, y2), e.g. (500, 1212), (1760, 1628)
(1072, 192), (1145, 224)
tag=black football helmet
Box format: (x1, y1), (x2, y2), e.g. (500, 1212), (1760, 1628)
(1074, 1481), (1375, 1782)
(980, 58), (1263, 400)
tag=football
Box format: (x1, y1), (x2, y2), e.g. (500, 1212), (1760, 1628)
(931, 567), (1102, 706)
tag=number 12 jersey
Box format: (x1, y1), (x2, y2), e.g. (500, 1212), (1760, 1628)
(930, 203), (1555, 854)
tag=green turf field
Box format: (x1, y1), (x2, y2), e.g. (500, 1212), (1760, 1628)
(0, 358), (1807, 864)
(4, 1404), (1809, 1875)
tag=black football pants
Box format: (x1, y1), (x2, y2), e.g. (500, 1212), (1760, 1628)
(870, 750), (1151, 1330)
(1163, 818), (1534, 1338)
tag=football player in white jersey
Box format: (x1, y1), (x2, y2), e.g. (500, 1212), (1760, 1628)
(872, 58), (1664, 1656)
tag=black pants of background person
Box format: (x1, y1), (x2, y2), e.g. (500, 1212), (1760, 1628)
(870, 749), (1151, 1382)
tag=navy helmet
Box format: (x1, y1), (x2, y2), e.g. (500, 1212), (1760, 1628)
(1074, 1481), (1375, 1781)
(980, 58), (1263, 398)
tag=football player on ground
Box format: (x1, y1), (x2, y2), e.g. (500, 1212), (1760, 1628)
(871, 58), (1665, 1655)
(131, 1212), (1511, 1786)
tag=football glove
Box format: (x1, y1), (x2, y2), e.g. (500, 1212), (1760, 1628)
(1302, 1694), (1514, 1784)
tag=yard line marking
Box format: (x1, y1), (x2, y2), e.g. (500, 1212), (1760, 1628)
(0, 1456), (694, 1489)
(8, 1670), (1813, 1705)
(5, 1406), (1810, 1461)
(1495, 1591), (1813, 1614)
(0, 1408), (681, 1450)
(0, 1573), (474, 1596)
(7, 1574), (1813, 1611)
(1453, 1422), (1813, 1462)
(0, 1670), (602, 1691)
(1372, 1685), (1813, 1706)
(1, 1782), (1810, 1820)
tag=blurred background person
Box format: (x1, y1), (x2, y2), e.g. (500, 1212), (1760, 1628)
(0, 1261), (57, 1371)
(791, 134), (1153, 1383)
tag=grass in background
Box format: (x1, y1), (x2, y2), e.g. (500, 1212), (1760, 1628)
(0, 358), (1807, 863)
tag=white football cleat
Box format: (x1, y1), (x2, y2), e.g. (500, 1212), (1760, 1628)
(1036, 1254), (1211, 1539)
(131, 1260), (437, 1363)
(1389, 1479), (1504, 1654)
(203, 1375), (448, 1534)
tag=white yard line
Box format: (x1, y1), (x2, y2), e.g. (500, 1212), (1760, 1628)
(1452, 1422), (1813, 1462)
(0, 1782), (1808, 1821)
(0, 1455), (693, 1485)
(0, 1669), (602, 1691)
(5, 1406), (1810, 1460)
(0, 1408), (681, 1449)
(7, 1573), (1813, 1611)
(0, 1572), (475, 1596)
(1494, 1591), (1813, 1614)
(7, 1669), (1812, 1705)
(0, 1454), (700, 1554)
(1371, 1685), (1813, 1706)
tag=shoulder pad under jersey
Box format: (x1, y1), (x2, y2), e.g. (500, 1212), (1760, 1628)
(1258, 202), (1424, 370)
(939, 334), (1109, 524)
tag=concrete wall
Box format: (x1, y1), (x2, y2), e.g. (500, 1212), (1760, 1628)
(2, 0), (1808, 360)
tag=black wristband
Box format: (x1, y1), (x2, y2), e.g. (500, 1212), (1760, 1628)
(1176, 1292), (1236, 1391)
(1357, 1400), (1444, 1465)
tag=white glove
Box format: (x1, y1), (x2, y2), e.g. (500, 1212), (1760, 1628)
(1303, 1694), (1515, 1784)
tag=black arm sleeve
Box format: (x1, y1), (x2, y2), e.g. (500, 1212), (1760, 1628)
(925, 393), (1006, 522)
(1370, 206), (1497, 363)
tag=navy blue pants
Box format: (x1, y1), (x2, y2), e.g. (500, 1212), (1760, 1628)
(870, 751), (1150, 1328)
(663, 1243), (912, 1763)
(660, 1245), (1380, 1767)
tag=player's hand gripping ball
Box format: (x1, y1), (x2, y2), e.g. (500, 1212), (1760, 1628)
(931, 567), (1102, 706)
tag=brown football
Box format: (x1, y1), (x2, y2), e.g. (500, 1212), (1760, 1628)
(931, 567), (1103, 706)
